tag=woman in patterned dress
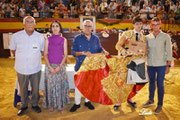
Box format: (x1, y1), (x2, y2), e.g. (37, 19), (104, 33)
(43, 20), (70, 112)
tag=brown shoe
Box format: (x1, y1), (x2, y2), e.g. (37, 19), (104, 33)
(142, 100), (154, 108)
(155, 105), (162, 114)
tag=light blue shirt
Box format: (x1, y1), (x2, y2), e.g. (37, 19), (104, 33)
(9, 30), (45, 75)
(146, 31), (172, 66)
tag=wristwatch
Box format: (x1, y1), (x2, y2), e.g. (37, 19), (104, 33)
(167, 65), (171, 67)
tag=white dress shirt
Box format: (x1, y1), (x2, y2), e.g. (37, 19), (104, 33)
(9, 30), (45, 75)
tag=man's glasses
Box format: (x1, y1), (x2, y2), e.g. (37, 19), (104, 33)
(25, 21), (34, 24)
(152, 24), (160, 26)
(84, 25), (92, 28)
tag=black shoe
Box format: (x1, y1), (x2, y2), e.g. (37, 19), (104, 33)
(84, 102), (95, 110)
(113, 105), (120, 111)
(127, 100), (137, 108)
(32, 106), (41, 113)
(17, 107), (28, 116)
(70, 104), (80, 112)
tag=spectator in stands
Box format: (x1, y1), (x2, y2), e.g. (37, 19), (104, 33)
(24, 0), (30, 12)
(100, 0), (108, 14)
(43, 20), (70, 113)
(93, 4), (101, 18)
(38, 0), (46, 9)
(139, 0), (145, 10)
(108, 0), (117, 18)
(115, 1), (124, 19)
(148, 5), (156, 20)
(156, 1), (162, 11)
(73, 5), (79, 18)
(19, 4), (26, 18)
(79, 5), (85, 16)
(175, 5), (180, 20)
(132, 3), (139, 13)
(84, 3), (92, 16)
(132, 0), (137, 6)
(10, 8), (16, 18)
(156, 6), (164, 20)
(58, 0), (65, 18)
(64, 5), (70, 18)
(142, 20), (150, 35)
(32, 0), (38, 9)
(102, 7), (108, 19)
(49, 3), (55, 18)
(9, 16), (44, 116)
(53, 6), (60, 18)
(170, 1), (176, 11)
(70, 0), (78, 18)
(80, 0), (86, 9)
(164, 1), (170, 14)
(40, 3), (50, 18)
(0, 1), (6, 10)
(32, 6), (40, 18)
(169, 10), (176, 28)
(140, 4), (148, 21)
(4, 3), (11, 18)
(0, 7), (4, 18)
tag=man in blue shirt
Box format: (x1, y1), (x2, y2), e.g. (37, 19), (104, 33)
(70, 20), (108, 112)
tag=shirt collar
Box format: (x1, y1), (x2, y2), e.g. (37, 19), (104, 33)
(133, 29), (143, 36)
(23, 29), (35, 36)
(152, 30), (163, 38)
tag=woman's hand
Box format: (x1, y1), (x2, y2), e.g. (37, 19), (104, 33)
(55, 65), (62, 73)
(49, 66), (56, 74)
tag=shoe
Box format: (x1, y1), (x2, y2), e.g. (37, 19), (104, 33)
(84, 102), (95, 110)
(32, 106), (41, 113)
(70, 104), (80, 112)
(17, 107), (28, 116)
(142, 100), (154, 108)
(127, 100), (137, 108)
(113, 105), (120, 111)
(154, 105), (162, 114)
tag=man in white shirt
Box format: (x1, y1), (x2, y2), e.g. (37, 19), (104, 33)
(9, 16), (44, 116)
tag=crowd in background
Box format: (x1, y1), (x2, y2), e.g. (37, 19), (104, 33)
(0, 0), (180, 22)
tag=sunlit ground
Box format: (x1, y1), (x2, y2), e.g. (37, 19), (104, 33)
(0, 57), (179, 120)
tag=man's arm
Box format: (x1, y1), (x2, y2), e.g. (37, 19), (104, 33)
(9, 34), (16, 56)
(165, 35), (173, 74)
(11, 50), (16, 56)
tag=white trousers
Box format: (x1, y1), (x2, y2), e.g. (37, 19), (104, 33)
(75, 87), (89, 105)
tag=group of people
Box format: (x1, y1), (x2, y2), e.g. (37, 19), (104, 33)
(9, 15), (172, 116)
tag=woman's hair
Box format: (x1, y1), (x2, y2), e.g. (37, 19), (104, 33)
(50, 20), (63, 33)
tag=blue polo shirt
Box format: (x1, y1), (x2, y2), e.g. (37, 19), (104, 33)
(71, 33), (103, 71)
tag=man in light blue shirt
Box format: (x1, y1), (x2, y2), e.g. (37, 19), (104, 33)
(9, 16), (44, 116)
(142, 17), (172, 114)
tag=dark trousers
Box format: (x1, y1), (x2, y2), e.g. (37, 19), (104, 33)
(17, 71), (41, 108)
(147, 66), (166, 106)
